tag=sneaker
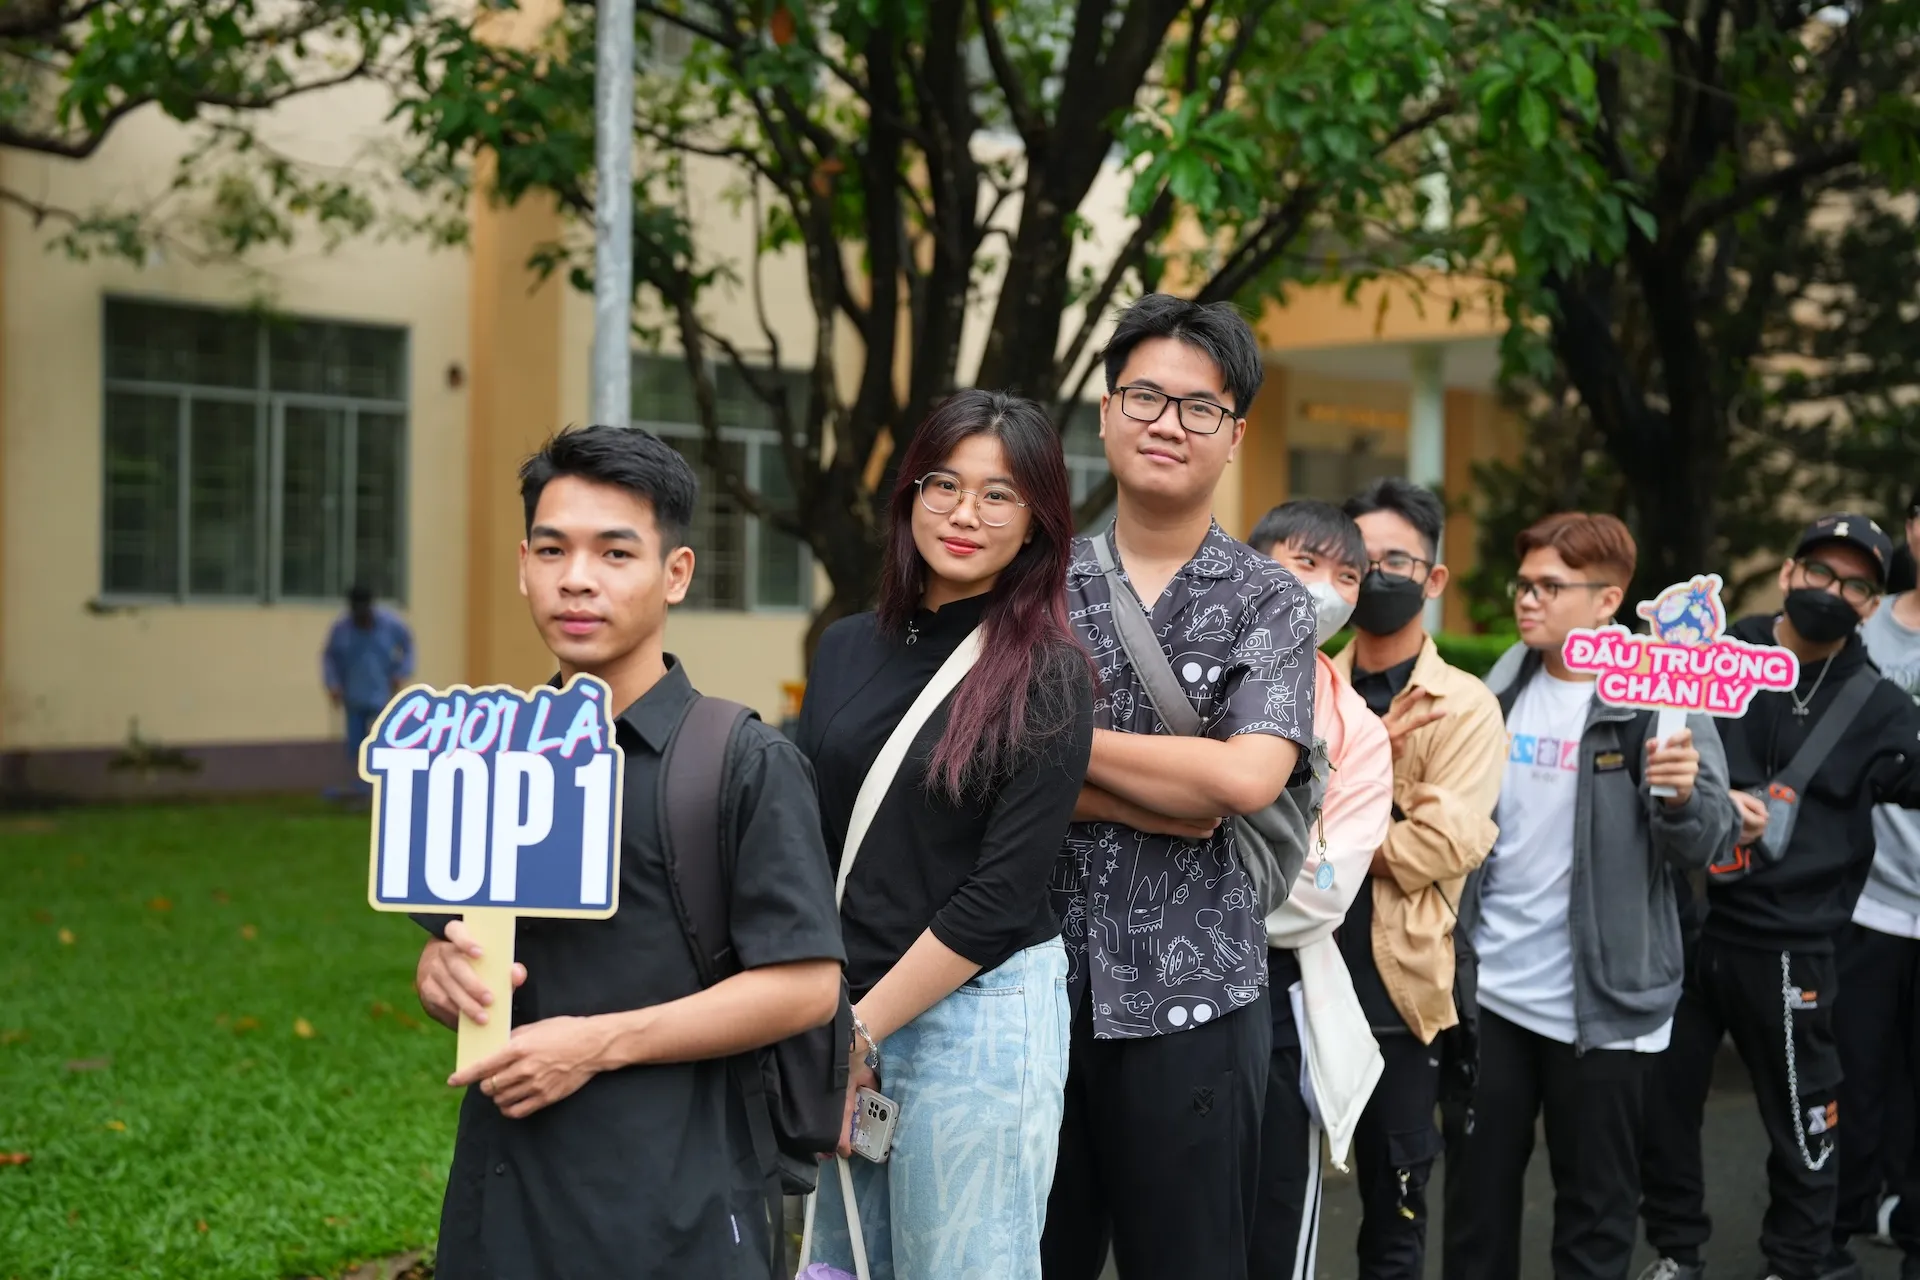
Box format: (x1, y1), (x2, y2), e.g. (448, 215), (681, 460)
(1637, 1261), (1705, 1280)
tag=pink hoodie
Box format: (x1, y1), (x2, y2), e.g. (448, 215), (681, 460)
(1264, 651), (1395, 948)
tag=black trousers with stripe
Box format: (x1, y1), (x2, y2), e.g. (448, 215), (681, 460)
(1249, 992), (1323, 1280)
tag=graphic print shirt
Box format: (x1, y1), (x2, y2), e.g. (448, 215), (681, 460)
(1053, 521), (1316, 1040)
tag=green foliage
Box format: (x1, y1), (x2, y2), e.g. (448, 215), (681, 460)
(1, 0), (427, 263)
(1442, 0), (1920, 592)
(0, 804), (457, 1279)
(1322, 629), (1516, 678)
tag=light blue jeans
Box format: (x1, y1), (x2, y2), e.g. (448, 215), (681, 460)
(809, 937), (1071, 1280)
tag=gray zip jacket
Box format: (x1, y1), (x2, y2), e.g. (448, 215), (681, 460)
(1459, 644), (1738, 1051)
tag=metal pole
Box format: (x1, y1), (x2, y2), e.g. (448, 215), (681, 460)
(1408, 344), (1447, 632)
(590, 0), (635, 427)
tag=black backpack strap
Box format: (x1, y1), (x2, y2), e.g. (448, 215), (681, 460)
(660, 695), (754, 985)
(659, 695), (785, 1279)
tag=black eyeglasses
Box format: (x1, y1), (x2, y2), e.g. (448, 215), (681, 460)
(1367, 552), (1433, 582)
(1112, 385), (1238, 436)
(1795, 558), (1881, 607)
(1507, 577), (1611, 604)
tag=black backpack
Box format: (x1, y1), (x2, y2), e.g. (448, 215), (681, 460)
(658, 696), (853, 1216)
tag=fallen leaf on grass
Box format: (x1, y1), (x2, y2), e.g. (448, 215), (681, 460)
(211, 890), (230, 905)
(68, 854), (84, 868)
(103, 1120), (126, 1132)
(64, 1057), (111, 1073)
(232, 1017), (259, 1034)
(66, 1210), (79, 1225)
(0, 1030), (27, 1046)
(239, 924), (257, 941)
(30, 909), (52, 924)
(293, 1018), (316, 1039)
(196, 1220), (208, 1234)
(57, 929), (74, 945)
(394, 1012), (422, 1030)
(147, 897), (172, 913)
(370, 1000), (393, 1018)
(0, 1152), (29, 1166)
(214, 1013), (229, 1028)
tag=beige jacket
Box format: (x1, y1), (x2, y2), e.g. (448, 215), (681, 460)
(1333, 636), (1505, 1044)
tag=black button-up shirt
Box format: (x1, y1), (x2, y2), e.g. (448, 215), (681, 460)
(1052, 522), (1316, 1040)
(431, 659), (844, 1280)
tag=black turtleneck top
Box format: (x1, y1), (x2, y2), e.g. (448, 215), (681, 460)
(794, 592), (1095, 998)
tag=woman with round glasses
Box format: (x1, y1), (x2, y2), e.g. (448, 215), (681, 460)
(795, 388), (1094, 1280)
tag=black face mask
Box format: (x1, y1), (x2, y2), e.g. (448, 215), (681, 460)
(1351, 571), (1428, 636)
(1783, 588), (1859, 645)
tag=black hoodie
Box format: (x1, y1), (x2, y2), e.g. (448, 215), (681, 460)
(1703, 614), (1920, 951)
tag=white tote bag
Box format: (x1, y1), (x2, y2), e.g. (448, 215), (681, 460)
(794, 626), (984, 1279)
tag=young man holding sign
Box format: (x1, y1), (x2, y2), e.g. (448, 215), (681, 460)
(410, 426), (845, 1279)
(1639, 514), (1920, 1280)
(1441, 513), (1735, 1280)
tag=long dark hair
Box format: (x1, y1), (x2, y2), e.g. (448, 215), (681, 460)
(878, 389), (1087, 799)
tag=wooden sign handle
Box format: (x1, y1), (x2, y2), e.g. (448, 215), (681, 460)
(455, 908), (518, 1073)
(1648, 707), (1688, 799)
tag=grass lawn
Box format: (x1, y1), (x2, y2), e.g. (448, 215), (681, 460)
(1, 802), (460, 1280)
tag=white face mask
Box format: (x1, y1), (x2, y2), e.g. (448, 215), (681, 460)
(1307, 580), (1356, 648)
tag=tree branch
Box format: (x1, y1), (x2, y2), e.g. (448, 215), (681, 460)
(1678, 142), (1862, 243)
(972, 0), (1046, 148)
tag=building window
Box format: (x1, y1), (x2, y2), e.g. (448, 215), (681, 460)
(631, 354), (813, 612)
(101, 298), (409, 603)
(1060, 401), (1114, 529)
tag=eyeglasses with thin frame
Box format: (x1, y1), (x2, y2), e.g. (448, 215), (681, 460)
(1794, 558), (1881, 607)
(1112, 385), (1238, 436)
(1507, 577), (1612, 604)
(1368, 552), (1433, 582)
(915, 471), (1026, 527)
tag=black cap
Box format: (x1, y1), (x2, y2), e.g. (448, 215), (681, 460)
(1793, 513), (1894, 585)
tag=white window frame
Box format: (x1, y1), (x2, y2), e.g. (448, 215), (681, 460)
(98, 296), (411, 606)
(641, 419), (814, 615)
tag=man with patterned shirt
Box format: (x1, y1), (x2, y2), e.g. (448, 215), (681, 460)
(1041, 293), (1317, 1280)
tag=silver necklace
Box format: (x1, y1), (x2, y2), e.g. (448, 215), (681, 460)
(1776, 620), (1835, 717)
(906, 620), (920, 646)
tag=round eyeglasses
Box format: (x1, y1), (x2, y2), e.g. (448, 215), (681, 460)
(1113, 385), (1236, 435)
(915, 472), (1026, 527)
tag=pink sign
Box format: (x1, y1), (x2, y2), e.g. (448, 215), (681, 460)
(1561, 574), (1799, 717)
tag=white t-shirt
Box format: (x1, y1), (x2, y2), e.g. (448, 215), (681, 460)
(1475, 671), (1672, 1052)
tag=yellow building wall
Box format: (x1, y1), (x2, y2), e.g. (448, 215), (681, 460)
(0, 84), (472, 751)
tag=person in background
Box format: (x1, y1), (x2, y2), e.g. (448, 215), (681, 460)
(1042, 294), (1317, 1280)
(1444, 512), (1732, 1280)
(1833, 491), (1920, 1278)
(1639, 513), (1920, 1280)
(1245, 500), (1395, 1280)
(796, 390), (1094, 1280)
(1332, 478), (1506, 1280)
(323, 583), (415, 797)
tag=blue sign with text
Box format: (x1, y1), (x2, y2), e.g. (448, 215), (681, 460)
(361, 676), (625, 918)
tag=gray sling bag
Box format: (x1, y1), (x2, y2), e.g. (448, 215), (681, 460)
(1091, 532), (1323, 914)
(1708, 666), (1879, 880)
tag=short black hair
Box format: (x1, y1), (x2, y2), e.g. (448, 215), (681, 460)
(1249, 500), (1367, 572)
(1344, 477), (1446, 559)
(1101, 293), (1265, 417)
(519, 424), (699, 551)
(347, 583), (373, 608)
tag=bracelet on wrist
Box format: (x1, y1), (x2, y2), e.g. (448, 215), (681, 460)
(850, 1011), (882, 1071)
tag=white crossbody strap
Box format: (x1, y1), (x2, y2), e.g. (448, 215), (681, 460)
(833, 626), (984, 907)
(796, 1156), (871, 1278)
